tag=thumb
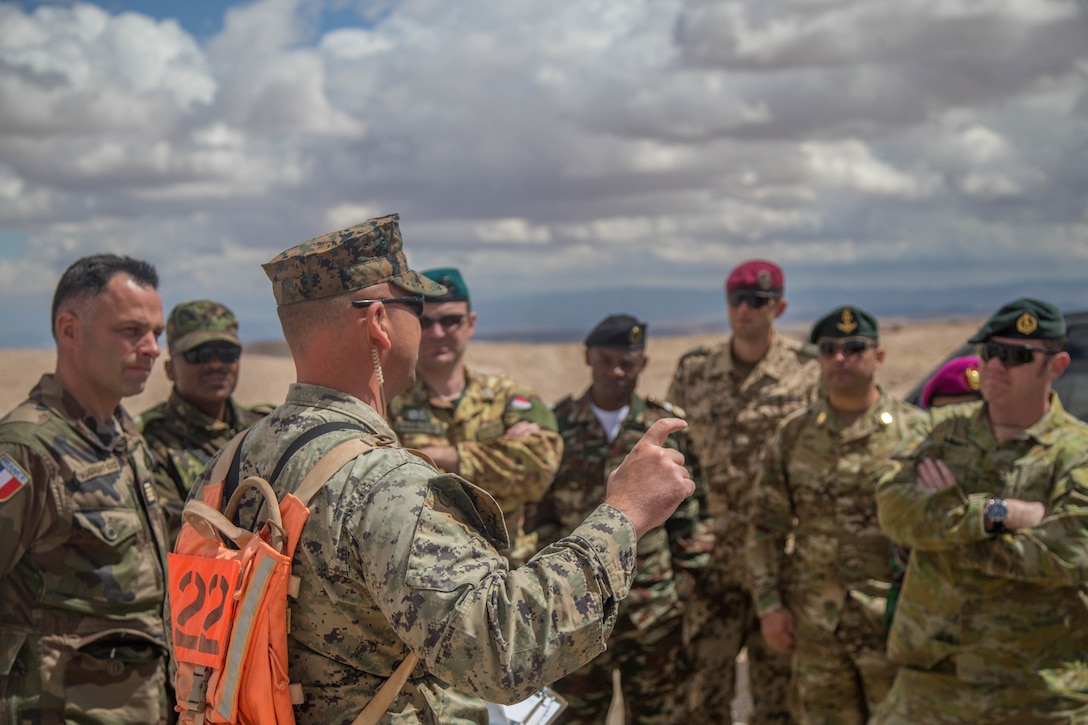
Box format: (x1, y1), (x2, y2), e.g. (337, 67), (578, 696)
(635, 417), (688, 448)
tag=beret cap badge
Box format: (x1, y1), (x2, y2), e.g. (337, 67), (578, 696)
(837, 309), (858, 335)
(628, 325), (643, 345)
(965, 367), (981, 391)
(1016, 313), (1038, 336)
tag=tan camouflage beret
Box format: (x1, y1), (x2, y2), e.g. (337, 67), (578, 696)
(167, 300), (240, 353)
(262, 213), (446, 305)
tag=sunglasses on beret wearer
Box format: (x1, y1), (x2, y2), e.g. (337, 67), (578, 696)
(727, 290), (781, 309)
(977, 340), (1054, 368)
(352, 295), (425, 318)
(419, 313), (468, 332)
(182, 342), (242, 365)
(817, 339), (877, 357)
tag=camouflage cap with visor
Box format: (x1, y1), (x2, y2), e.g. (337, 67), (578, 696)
(967, 297), (1066, 343)
(167, 300), (241, 354)
(262, 213), (446, 305)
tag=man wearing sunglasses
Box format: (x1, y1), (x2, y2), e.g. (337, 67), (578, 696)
(747, 306), (925, 724)
(667, 259), (820, 725)
(873, 298), (1088, 723)
(138, 300), (272, 544)
(387, 266), (562, 567)
(183, 214), (696, 723)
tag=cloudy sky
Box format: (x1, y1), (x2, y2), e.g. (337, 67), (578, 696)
(2, 0), (1086, 347)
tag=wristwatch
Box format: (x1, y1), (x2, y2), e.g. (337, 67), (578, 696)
(986, 498), (1009, 534)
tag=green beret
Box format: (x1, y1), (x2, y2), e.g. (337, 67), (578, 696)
(422, 267), (470, 303)
(585, 314), (647, 350)
(167, 300), (240, 353)
(809, 305), (879, 342)
(262, 213), (445, 305)
(968, 297), (1065, 343)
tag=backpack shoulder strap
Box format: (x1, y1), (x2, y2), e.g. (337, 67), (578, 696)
(351, 652), (421, 725)
(293, 437), (379, 506)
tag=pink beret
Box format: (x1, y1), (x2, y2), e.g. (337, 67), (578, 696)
(726, 259), (784, 293)
(920, 356), (982, 409)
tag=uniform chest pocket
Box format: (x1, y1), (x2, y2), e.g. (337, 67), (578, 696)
(49, 508), (162, 609)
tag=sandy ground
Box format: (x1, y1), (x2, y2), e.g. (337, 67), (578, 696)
(0, 317), (982, 416)
(0, 317), (981, 724)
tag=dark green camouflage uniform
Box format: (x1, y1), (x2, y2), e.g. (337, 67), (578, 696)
(189, 382), (639, 725)
(138, 391), (272, 543)
(0, 375), (172, 724)
(748, 388), (925, 724)
(873, 394), (1088, 724)
(668, 333), (820, 724)
(388, 369), (562, 566)
(528, 391), (711, 725)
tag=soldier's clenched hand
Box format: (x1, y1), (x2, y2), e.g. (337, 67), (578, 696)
(603, 418), (694, 539)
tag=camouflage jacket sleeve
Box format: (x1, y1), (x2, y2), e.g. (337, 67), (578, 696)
(877, 399), (1088, 586)
(455, 386), (564, 510)
(0, 443), (54, 579)
(357, 457), (638, 702)
(746, 411), (800, 616)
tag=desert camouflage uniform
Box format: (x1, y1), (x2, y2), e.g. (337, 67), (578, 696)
(872, 394), (1088, 724)
(138, 391), (273, 544)
(0, 375), (172, 724)
(667, 333), (819, 724)
(747, 389), (925, 724)
(388, 367), (562, 565)
(187, 382), (638, 724)
(528, 391), (712, 725)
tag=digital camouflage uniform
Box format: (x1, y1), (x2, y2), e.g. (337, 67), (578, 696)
(668, 333), (820, 724)
(528, 390), (712, 725)
(388, 368), (562, 566)
(873, 394), (1088, 724)
(188, 382), (640, 725)
(0, 374), (173, 724)
(138, 391), (273, 544)
(747, 388), (925, 724)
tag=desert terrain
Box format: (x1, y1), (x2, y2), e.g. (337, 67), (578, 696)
(0, 317), (982, 416)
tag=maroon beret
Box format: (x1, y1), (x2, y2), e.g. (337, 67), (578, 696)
(726, 260), (784, 293)
(920, 356), (982, 409)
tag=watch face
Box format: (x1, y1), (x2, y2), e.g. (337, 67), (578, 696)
(987, 498), (1009, 522)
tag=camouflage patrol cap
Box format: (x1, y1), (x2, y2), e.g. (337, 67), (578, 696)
(261, 213), (446, 305)
(422, 267), (470, 303)
(726, 260), (784, 293)
(167, 300), (241, 353)
(585, 314), (647, 350)
(809, 305), (879, 342)
(967, 297), (1066, 343)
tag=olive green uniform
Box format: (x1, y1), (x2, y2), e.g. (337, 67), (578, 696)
(748, 389), (925, 724)
(388, 367), (562, 565)
(873, 395), (1088, 724)
(138, 390), (272, 544)
(0, 375), (172, 724)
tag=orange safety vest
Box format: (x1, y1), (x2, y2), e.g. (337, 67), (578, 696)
(169, 430), (419, 725)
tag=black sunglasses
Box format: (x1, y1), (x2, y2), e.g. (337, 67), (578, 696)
(977, 341), (1052, 368)
(182, 343), (242, 365)
(817, 339), (876, 357)
(352, 295), (425, 318)
(727, 290), (780, 309)
(419, 313), (467, 331)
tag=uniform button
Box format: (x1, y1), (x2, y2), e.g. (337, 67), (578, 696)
(102, 524), (118, 541)
(106, 659), (125, 677)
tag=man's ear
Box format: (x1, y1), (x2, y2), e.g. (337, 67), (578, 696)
(164, 358), (176, 382)
(773, 299), (788, 319)
(363, 302), (393, 353)
(1048, 351), (1071, 381)
(54, 311), (79, 349)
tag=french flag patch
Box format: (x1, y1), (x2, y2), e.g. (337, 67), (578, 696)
(0, 453), (29, 503)
(509, 395), (533, 411)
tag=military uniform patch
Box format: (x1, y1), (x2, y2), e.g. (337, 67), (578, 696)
(403, 407), (432, 422)
(0, 453), (30, 503)
(508, 395), (533, 411)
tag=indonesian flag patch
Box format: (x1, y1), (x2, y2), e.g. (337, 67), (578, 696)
(508, 395), (534, 412)
(0, 453), (30, 503)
